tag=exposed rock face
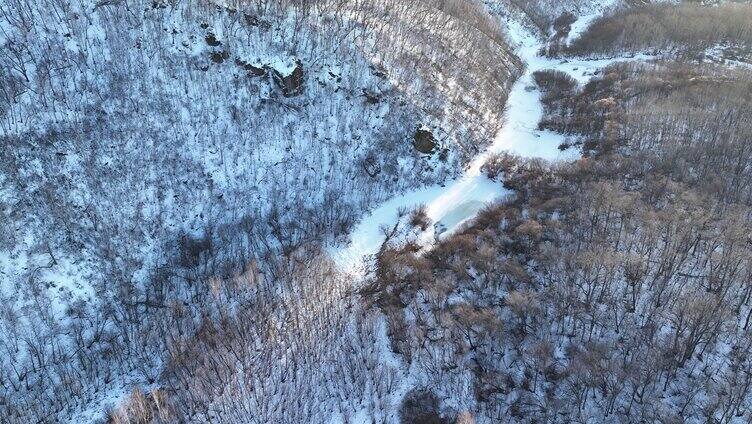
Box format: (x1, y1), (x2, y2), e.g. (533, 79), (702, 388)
(272, 60), (305, 97)
(247, 64), (267, 77)
(235, 59), (267, 77)
(205, 32), (227, 64)
(370, 63), (388, 79)
(399, 389), (448, 424)
(244, 13), (271, 30)
(205, 33), (221, 47)
(413, 127), (437, 154)
(210, 50), (229, 64)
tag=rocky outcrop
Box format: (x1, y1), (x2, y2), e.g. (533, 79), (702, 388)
(244, 13), (271, 30)
(235, 59), (267, 77)
(272, 60), (304, 97)
(413, 127), (437, 154)
(205, 33), (221, 47)
(362, 89), (380, 105)
(210, 50), (229, 64)
(399, 389), (448, 424)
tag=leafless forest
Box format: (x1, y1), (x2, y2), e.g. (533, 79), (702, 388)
(2, 0), (752, 423)
(565, 2), (752, 57)
(378, 61), (752, 421)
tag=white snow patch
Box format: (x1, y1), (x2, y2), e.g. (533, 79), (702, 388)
(264, 55), (299, 75)
(703, 44), (752, 70)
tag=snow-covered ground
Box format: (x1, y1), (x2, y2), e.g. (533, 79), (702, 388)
(333, 9), (665, 423)
(331, 9), (646, 275)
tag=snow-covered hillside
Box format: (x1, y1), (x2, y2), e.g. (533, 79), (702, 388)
(0, 0), (522, 422)
(360, 2), (752, 423)
(4, 0), (751, 422)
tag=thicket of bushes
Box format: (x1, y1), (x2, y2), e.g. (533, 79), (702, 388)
(535, 61), (752, 204)
(565, 2), (752, 57)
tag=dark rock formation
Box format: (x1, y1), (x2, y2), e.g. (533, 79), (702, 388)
(210, 50), (229, 64)
(399, 389), (448, 424)
(413, 127), (437, 154)
(235, 59), (267, 77)
(362, 89), (380, 104)
(370, 64), (388, 79)
(244, 13), (271, 30)
(205, 33), (221, 47)
(272, 60), (304, 97)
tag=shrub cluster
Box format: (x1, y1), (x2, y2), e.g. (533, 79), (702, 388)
(566, 3), (752, 57)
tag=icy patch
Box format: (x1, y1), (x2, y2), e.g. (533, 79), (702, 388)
(565, 1), (620, 47)
(566, 13), (599, 46)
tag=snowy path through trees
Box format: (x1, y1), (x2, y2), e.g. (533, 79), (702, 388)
(331, 13), (646, 275)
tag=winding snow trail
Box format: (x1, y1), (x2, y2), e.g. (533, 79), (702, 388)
(332, 14), (649, 275)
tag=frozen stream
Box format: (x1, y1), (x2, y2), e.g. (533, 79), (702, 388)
(332, 15), (649, 273)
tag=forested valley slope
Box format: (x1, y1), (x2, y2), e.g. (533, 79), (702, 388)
(1, 0), (752, 423)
